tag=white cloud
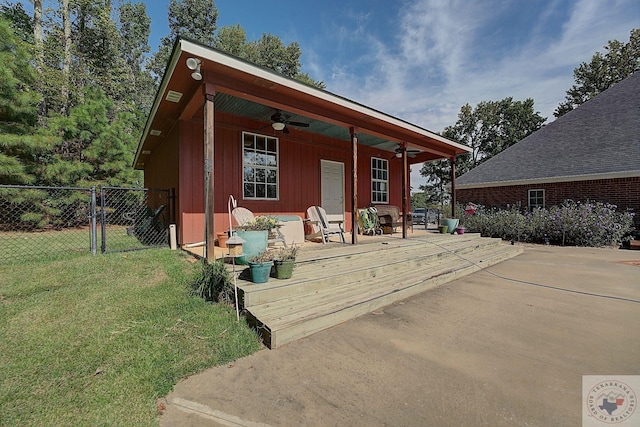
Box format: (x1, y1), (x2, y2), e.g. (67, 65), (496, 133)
(311, 0), (639, 191)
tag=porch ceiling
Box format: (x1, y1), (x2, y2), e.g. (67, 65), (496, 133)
(134, 38), (470, 170)
(213, 93), (400, 152)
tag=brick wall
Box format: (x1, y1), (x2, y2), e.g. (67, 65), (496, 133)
(457, 177), (640, 219)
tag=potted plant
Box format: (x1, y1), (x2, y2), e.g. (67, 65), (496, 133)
(235, 216), (279, 264)
(247, 251), (275, 283)
(442, 218), (459, 235)
(273, 246), (298, 279)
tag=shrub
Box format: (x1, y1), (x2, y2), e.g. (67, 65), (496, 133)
(459, 200), (634, 247)
(191, 260), (234, 303)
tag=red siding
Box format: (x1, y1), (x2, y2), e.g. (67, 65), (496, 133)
(145, 112), (411, 244)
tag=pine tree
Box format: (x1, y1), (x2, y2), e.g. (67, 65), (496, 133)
(0, 16), (52, 185)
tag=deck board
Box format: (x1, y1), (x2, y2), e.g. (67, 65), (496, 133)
(227, 232), (523, 348)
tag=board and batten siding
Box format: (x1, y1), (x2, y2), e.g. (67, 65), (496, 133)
(145, 113), (407, 245)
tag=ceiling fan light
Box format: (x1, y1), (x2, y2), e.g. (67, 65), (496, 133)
(272, 122), (286, 131)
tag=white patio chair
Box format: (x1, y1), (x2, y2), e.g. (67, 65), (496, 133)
(305, 206), (346, 244)
(232, 207), (287, 248)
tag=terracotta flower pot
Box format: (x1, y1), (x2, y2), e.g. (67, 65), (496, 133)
(217, 232), (229, 247)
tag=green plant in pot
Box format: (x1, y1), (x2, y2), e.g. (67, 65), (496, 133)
(273, 246), (298, 279)
(247, 250), (275, 283)
(235, 216), (279, 264)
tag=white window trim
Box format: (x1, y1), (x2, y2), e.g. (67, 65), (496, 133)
(371, 157), (389, 204)
(242, 131), (279, 200)
(528, 188), (545, 210)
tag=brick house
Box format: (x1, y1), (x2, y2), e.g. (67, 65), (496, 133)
(456, 71), (640, 224)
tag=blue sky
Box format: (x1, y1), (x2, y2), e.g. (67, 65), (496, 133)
(15, 0), (640, 189)
(151, 0), (639, 188)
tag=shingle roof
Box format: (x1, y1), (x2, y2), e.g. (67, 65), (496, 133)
(457, 71), (640, 187)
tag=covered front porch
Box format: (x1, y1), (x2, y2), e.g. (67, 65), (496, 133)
(185, 230), (523, 349)
(135, 38), (471, 261)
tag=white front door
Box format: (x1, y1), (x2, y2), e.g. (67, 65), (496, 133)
(320, 160), (345, 224)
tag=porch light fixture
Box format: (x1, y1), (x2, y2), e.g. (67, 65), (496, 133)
(271, 122), (286, 131)
(186, 57), (202, 81)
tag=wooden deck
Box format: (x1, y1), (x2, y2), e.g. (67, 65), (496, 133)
(185, 229), (523, 349)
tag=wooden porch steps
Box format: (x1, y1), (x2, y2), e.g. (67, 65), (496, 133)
(238, 234), (522, 349)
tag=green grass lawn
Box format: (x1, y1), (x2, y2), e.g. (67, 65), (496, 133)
(0, 248), (262, 426)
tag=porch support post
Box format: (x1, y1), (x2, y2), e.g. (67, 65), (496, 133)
(401, 143), (408, 239)
(450, 156), (456, 218)
(204, 85), (216, 262)
(350, 127), (358, 245)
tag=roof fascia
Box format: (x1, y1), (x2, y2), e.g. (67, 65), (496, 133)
(456, 170), (640, 189)
(180, 39), (471, 154)
(134, 41), (184, 167)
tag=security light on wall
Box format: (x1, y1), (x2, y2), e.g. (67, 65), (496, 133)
(186, 57), (202, 81)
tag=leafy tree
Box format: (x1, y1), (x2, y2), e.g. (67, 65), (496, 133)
(555, 28), (640, 117)
(0, 1), (32, 43)
(418, 159), (460, 211)
(245, 33), (325, 89)
(148, 0), (219, 82)
(419, 97), (545, 207)
(213, 25), (325, 88)
(440, 97), (545, 171)
(214, 23), (247, 57)
(118, 1), (154, 113)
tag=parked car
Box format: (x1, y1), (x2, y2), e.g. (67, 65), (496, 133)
(412, 208), (437, 225)
(412, 208), (426, 224)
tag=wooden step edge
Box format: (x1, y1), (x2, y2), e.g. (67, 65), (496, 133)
(240, 237), (500, 297)
(264, 254), (500, 348)
(241, 241), (514, 307)
(294, 234), (490, 263)
(295, 234), (497, 265)
(249, 257), (455, 319)
(250, 245), (522, 348)
(241, 249), (464, 307)
(254, 245), (520, 326)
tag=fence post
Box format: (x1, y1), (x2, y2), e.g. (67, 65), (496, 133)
(91, 187), (97, 255)
(100, 187), (107, 253)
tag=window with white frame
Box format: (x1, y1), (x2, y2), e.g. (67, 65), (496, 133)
(242, 132), (278, 200)
(528, 189), (545, 210)
(371, 157), (388, 203)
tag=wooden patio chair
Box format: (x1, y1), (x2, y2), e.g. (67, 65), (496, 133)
(305, 206), (346, 244)
(232, 207), (287, 248)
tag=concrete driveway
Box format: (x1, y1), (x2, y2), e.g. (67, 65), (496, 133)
(161, 245), (640, 427)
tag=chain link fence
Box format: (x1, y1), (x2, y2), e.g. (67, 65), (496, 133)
(0, 185), (173, 264)
(99, 187), (172, 253)
(0, 185), (97, 264)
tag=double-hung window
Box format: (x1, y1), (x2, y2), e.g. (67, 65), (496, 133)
(242, 132), (278, 200)
(528, 189), (545, 211)
(371, 157), (388, 203)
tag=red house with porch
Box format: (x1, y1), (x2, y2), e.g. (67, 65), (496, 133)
(134, 38), (470, 257)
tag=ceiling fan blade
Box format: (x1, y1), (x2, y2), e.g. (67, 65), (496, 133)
(287, 121), (309, 127)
